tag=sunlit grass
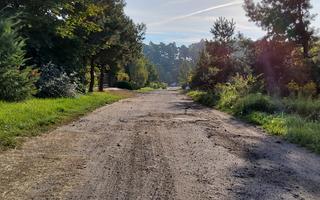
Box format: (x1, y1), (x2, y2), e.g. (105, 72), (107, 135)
(136, 87), (156, 93)
(0, 92), (125, 149)
(187, 90), (320, 153)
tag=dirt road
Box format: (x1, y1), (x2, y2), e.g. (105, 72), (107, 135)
(1, 90), (320, 200)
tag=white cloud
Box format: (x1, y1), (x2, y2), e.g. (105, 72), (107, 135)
(149, 1), (242, 26)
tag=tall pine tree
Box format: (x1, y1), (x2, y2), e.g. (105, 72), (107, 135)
(0, 15), (34, 101)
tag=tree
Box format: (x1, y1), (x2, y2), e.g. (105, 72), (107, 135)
(244, 0), (315, 58)
(210, 17), (236, 44)
(143, 41), (204, 84)
(178, 61), (191, 87)
(190, 51), (220, 90)
(146, 61), (159, 84)
(128, 57), (149, 89)
(191, 17), (237, 90)
(0, 15), (34, 101)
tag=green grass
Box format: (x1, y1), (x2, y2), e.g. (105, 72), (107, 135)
(283, 97), (320, 120)
(245, 112), (320, 153)
(0, 92), (126, 149)
(137, 87), (156, 93)
(187, 90), (320, 153)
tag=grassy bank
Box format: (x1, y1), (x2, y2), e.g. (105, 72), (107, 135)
(187, 91), (320, 153)
(0, 91), (129, 149)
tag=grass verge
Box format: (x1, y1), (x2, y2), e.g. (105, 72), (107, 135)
(187, 90), (320, 153)
(0, 91), (129, 150)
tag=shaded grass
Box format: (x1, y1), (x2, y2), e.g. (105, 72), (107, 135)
(0, 92), (127, 149)
(283, 97), (320, 120)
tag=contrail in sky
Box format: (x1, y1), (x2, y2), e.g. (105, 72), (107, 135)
(149, 1), (242, 26)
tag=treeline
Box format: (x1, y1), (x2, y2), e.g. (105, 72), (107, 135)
(186, 0), (320, 153)
(187, 0), (319, 96)
(0, 0), (160, 102)
(143, 41), (205, 85)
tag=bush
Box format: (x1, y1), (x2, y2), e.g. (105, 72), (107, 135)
(0, 15), (34, 101)
(233, 93), (278, 115)
(148, 82), (167, 89)
(115, 81), (134, 90)
(187, 91), (217, 107)
(36, 64), (79, 98)
(216, 74), (263, 110)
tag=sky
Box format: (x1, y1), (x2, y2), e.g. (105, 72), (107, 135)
(124, 0), (320, 46)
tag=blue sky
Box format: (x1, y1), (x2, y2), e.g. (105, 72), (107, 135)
(124, 0), (320, 46)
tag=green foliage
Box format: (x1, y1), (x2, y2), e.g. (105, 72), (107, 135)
(245, 112), (286, 136)
(137, 87), (155, 93)
(244, 0), (315, 57)
(187, 91), (217, 107)
(283, 97), (320, 120)
(286, 116), (320, 153)
(246, 112), (320, 153)
(210, 17), (236, 44)
(129, 57), (149, 89)
(178, 61), (192, 86)
(0, 15), (34, 101)
(1, 0), (145, 93)
(146, 62), (159, 84)
(233, 93), (278, 115)
(36, 64), (80, 98)
(190, 51), (220, 90)
(216, 74), (263, 110)
(148, 82), (167, 89)
(115, 81), (134, 90)
(143, 41), (205, 84)
(0, 92), (124, 149)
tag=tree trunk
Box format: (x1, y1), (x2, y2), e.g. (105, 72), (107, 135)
(98, 66), (105, 92)
(89, 57), (95, 93)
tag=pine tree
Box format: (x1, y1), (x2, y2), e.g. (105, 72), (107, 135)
(0, 16), (34, 101)
(244, 0), (315, 58)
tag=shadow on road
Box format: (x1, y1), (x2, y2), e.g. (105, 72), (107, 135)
(221, 118), (320, 200)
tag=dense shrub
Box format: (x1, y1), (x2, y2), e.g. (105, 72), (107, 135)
(233, 93), (278, 115)
(216, 74), (263, 110)
(148, 82), (167, 89)
(0, 16), (34, 101)
(36, 64), (80, 98)
(187, 91), (217, 107)
(115, 81), (134, 90)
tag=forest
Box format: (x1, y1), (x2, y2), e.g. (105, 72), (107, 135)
(0, 0), (165, 103)
(143, 41), (205, 85)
